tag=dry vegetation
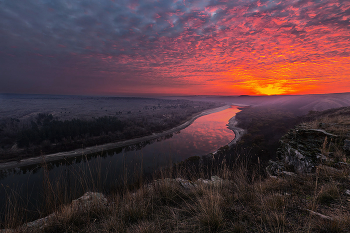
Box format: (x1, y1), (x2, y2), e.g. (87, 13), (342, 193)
(2, 158), (350, 233)
(303, 107), (350, 136)
(301, 107), (350, 164)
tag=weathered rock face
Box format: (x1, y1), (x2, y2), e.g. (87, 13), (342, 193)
(269, 127), (339, 174)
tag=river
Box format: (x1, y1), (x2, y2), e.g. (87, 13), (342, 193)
(0, 105), (240, 220)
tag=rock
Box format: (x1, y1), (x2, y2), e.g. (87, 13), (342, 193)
(197, 178), (210, 184)
(345, 190), (350, 196)
(26, 215), (53, 229)
(197, 176), (224, 186)
(316, 153), (329, 162)
(276, 128), (338, 174)
(211, 176), (223, 183)
(152, 176), (225, 191)
(282, 171), (296, 177)
(175, 178), (196, 189)
(284, 146), (314, 173)
(71, 192), (107, 211)
(266, 160), (285, 176)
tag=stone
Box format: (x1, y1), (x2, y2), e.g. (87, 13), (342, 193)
(197, 176), (224, 186)
(71, 192), (107, 211)
(197, 178), (210, 184)
(26, 215), (53, 229)
(211, 176), (223, 183)
(316, 153), (329, 161)
(282, 171), (296, 177)
(345, 190), (350, 196)
(283, 145), (314, 173)
(175, 178), (196, 189)
(266, 160), (285, 176)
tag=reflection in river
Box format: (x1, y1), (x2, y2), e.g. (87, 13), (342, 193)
(0, 133), (175, 180)
(0, 106), (240, 220)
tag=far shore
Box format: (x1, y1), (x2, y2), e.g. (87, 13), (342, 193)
(0, 105), (244, 170)
(211, 115), (246, 154)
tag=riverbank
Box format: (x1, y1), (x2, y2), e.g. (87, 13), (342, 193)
(0, 105), (232, 170)
(227, 116), (246, 146)
(226, 104), (248, 147)
(210, 116), (246, 155)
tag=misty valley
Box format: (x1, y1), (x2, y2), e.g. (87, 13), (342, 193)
(1, 93), (350, 232)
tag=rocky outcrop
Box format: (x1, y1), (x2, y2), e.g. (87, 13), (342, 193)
(268, 126), (344, 175)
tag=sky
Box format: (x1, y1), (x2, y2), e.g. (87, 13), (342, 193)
(0, 0), (350, 96)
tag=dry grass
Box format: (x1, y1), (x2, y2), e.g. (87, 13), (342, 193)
(302, 109), (350, 169)
(317, 183), (340, 205)
(2, 160), (350, 233)
(303, 113), (350, 137)
(196, 188), (224, 231)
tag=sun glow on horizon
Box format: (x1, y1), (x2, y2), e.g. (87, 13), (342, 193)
(255, 84), (287, 96)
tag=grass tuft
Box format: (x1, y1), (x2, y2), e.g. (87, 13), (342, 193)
(317, 183), (340, 205)
(196, 188), (224, 232)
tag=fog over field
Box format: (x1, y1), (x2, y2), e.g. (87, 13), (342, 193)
(2, 92), (349, 123)
(0, 94), (221, 121)
(172, 92), (350, 115)
(0, 94), (224, 162)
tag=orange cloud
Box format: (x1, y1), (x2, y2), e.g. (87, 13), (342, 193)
(1, 0), (349, 95)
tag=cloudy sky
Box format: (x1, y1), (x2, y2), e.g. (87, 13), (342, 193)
(1, 0), (350, 96)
